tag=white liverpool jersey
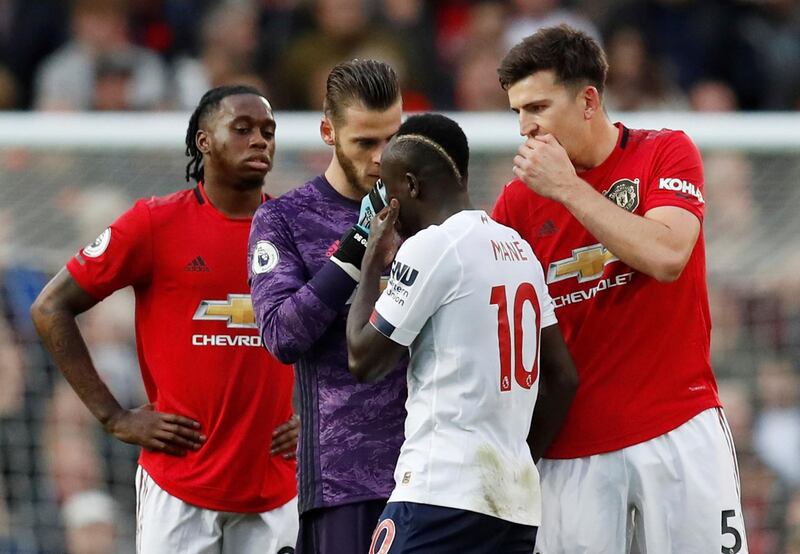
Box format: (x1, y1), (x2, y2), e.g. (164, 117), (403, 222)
(371, 210), (557, 526)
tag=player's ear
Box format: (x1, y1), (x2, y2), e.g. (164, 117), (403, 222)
(196, 129), (210, 154)
(406, 172), (420, 199)
(583, 86), (601, 120)
(320, 116), (335, 146)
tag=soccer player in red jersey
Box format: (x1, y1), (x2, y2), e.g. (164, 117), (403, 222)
(492, 26), (748, 553)
(31, 85), (299, 553)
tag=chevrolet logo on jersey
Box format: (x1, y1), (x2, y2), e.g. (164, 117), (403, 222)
(193, 294), (256, 329)
(547, 244), (619, 284)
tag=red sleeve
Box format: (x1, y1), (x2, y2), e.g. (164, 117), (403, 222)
(66, 200), (153, 300)
(643, 130), (705, 222)
(491, 180), (516, 226)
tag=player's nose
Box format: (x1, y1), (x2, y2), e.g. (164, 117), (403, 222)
(519, 118), (537, 138)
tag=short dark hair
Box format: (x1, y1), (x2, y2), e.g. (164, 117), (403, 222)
(498, 25), (608, 93)
(184, 84), (265, 182)
(324, 59), (400, 124)
(394, 113), (469, 184)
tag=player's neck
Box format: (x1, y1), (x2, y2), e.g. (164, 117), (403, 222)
(424, 196), (473, 228)
(202, 177), (264, 219)
(576, 118), (619, 172)
(324, 160), (364, 202)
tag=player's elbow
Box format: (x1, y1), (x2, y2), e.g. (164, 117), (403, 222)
(651, 256), (687, 283)
(347, 351), (373, 383)
(265, 338), (301, 365)
(30, 289), (60, 335)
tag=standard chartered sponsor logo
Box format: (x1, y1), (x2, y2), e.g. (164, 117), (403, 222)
(553, 272), (635, 308)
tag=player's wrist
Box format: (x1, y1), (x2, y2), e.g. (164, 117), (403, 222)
(559, 175), (592, 208)
(102, 406), (130, 434)
(357, 180), (388, 234)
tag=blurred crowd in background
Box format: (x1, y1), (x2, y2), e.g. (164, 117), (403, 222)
(0, 0), (799, 553)
(0, 0), (799, 112)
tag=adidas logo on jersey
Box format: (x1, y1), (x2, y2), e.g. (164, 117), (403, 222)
(185, 256), (210, 272)
(537, 219), (557, 237)
(658, 178), (704, 203)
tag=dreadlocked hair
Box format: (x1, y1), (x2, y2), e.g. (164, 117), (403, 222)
(184, 84), (264, 183)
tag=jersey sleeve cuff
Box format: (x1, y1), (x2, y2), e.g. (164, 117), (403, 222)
(65, 257), (106, 301)
(542, 312), (558, 328)
(369, 310), (414, 347)
(307, 260), (359, 311)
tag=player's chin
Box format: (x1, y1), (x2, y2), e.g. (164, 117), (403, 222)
(236, 171), (268, 190)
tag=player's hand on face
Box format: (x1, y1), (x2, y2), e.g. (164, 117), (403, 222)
(366, 198), (401, 268)
(105, 403), (205, 456)
(271, 414), (299, 459)
(513, 134), (578, 202)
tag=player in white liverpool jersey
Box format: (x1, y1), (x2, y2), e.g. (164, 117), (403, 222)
(345, 113), (578, 553)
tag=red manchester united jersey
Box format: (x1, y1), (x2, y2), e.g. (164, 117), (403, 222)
(492, 124), (720, 458)
(67, 183), (296, 512)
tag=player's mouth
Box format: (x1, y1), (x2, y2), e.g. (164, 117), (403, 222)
(243, 156), (271, 171)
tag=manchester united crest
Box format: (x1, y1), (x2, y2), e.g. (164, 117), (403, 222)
(603, 179), (640, 212)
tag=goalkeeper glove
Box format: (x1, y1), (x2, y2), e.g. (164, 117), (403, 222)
(356, 179), (388, 234)
(330, 225), (369, 282)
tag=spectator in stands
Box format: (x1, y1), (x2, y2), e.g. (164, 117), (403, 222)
(172, 2), (260, 110)
(452, 45), (508, 110)
(736, 0), (800, 110)
(503, 0), (601, 51)
(703, 153), (761, 281)
(127, 0), (204, 60)
(0, 0), (68, 109)
(62, 489), (117, 554)
(34, 0), (168, 111)
(753, 357), (800, 487)
(602, 26), (687, 112)
(782, 490), (800, 553)
(0, 66), (19, 110)
(92, 53), (136, 111)
(377, 0), (439, 108)
(689, 80), (739, 112)
(278, 0), (410, 109)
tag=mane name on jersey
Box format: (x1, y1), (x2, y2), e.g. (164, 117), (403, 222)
(491, 240), (529, 262)
(658, 178), (704, 203)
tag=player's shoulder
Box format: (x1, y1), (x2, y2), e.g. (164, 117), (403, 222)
(254, 178), (321, 222)
(627, 126), (697, 153)
(403, 211), (481, 260)
(400, 222), (453, 264)
(111, 187), (195, 228)
(138, 186), (197, 215)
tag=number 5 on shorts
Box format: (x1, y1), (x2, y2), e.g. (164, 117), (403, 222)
(721, 509), (743, 553)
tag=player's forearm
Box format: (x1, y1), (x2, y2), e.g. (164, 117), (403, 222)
(346, 256), (387, 382)
(560, 179), (691, 282)
(529, 325), (579, 462)
(31, 298), (123, 426)
(256, 262), (357, 364)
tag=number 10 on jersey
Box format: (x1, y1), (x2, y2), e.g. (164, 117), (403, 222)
(490, 283), (541, 392)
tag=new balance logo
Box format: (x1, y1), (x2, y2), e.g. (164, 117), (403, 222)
(185, 256), (210, 272)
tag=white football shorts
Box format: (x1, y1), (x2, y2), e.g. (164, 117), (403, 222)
(535, 408), (748, 554)
(135, 466), (298, 554)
